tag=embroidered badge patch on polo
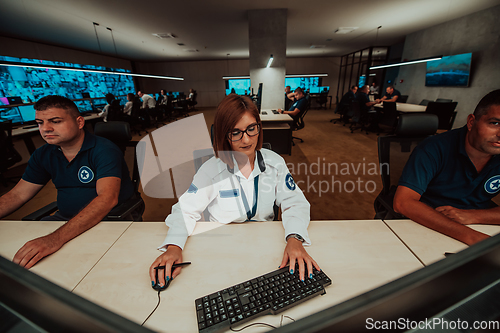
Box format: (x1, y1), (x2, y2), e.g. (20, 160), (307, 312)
(188, 183), (198, 193)
(78, 166), (94, 184)
(285, 173), (296, 191)
(484, 175), (500, 194)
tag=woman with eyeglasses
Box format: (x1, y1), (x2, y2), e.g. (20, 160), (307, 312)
(149, 94), (319, 288)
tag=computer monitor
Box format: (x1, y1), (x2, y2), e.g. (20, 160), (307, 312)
(255, 83), (263, 112)
(91, 98), (107, 110)
(0, 107), (23, 124)
(82, 92), (90, 98)
(0, 97), (9, 106)
(0, 256), (155, 333)
(18, 105), (36, 123)
(272, 233), (500, 333)
(7, 96), (23, 105)
(74, 100), (93, 113)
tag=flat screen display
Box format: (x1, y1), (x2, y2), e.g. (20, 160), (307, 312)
(0, 107), (23, 124)
(425, 53), (472, 87)
(74, 100), (93, 113)
(18, 105), (36, 122)
(285, 77), (320, 92)
(226, 79), (251, 95)
(0, 56), (136, 103)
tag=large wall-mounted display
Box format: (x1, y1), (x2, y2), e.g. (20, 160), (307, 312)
(425, 53), (472, 87)
(0, 56), (136, 105)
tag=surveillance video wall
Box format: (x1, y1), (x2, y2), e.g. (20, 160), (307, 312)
(0, 56), (135, 105)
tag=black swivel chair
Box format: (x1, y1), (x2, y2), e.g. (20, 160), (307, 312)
(377, 102), (399, 135)
(425, 101), (458, 130)
(22, 121), (145, 221)
(398, 95), (409, 103)
(188, 91), (198, 111)
(419, 99), (432, 106)
(291, 106), (309, 145)
(0, 120), (23, 187)
(373, 113), (439, 219)
(436, 98), (453, 103)
(317, 91), (328, 109)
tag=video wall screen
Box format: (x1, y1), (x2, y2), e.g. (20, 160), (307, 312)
(285, 77), (321, 92)
(225, 79), (251, 95)
(0, 56), (136, 105)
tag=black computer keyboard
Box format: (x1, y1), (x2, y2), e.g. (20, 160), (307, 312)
(195, 265), (331, 332)
(272, 110), (279, 114)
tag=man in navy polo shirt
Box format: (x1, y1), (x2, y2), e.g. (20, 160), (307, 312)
(278, 87), (308, 122)
(0, 95), (138, 269)
(394, 90), (500, 246)
(377, 85), (401, 103)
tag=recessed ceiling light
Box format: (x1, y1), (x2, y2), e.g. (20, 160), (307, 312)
(334, 27), (358, 34)
(152, 33), (177, 39)
(310, 45), (326, 49)
(177, 43), (185, 46)
(183, 49), (199, 52)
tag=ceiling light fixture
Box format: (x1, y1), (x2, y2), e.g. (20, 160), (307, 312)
(286, 74), (328, 78)
(334, 27), (358, 34)
(0, 62), (184, 80)
(370, 56), (442, 70)
(266, 54), (273, 68)
(222, 76), (250, 79)
(222, 73), (329, 80)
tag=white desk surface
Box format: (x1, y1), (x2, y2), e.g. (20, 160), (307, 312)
(70, 220), (422, 332)
(384, 219), (500, 266)
(374, 102), (427, 113)
(259, 112), (293, 122)
(0, 221), (132, 290)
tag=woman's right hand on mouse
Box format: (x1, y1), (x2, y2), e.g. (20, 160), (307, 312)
(149, 245), (183, 287)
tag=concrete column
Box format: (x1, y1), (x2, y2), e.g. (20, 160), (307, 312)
(248, 9), (287, 110)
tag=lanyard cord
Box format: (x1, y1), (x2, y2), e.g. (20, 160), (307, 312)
(237, 175), (259, 221)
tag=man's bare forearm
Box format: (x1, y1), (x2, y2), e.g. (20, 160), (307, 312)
(49, 193), (118, 245)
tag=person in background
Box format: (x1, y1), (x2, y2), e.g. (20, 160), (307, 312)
(369, 82), (379, 97)
(377, 85), (401, 103)
(98, 93), (115, 122)
(123, 93), (134, 116)
(149, 94), (318, 287)
(394, 89), (500, 246)
(278, 87), (308, 122)
(0, 95), (141, 268)
(285, 85), (294, 110)
(137, 91), (155, 109)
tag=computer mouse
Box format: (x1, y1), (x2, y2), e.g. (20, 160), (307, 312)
(153, 265), (174, 291)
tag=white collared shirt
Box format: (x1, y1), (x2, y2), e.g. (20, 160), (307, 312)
(160, 148), (311, 250)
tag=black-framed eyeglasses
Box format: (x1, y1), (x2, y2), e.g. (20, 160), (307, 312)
(228, 123), (261, 142)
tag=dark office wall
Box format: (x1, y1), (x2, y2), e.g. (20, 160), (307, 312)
(135, 56), (340, 107)
(396, 5), (500, 128)
(0, 36), (133, 74)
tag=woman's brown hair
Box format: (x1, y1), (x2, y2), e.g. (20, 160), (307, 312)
(213, 94), (263, 167)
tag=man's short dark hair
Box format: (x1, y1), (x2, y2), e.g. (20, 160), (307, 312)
(295, 87), (304, 94)
(473, 89), (500, 119)
(34, 95), (80, 118)
(351, 85), (357, 90)
(105, 93), (115, 104)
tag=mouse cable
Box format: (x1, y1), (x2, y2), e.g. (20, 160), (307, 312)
(141, 290), (161, 326)
(229, 315), (295, 332)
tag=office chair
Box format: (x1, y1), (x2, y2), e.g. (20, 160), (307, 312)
(0, 120), (23, 187)
(317, 91), (328, 109)
(22, 121), (145, 221)
(291, 106), (309, 145)
(377, 102), (399, 135)
(398, 95), (409, 103)
(419, 99), (432, 106)
(436, 98), (453, 103)
(373, 113), (438, 219)
(425, 101), (458, 130)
